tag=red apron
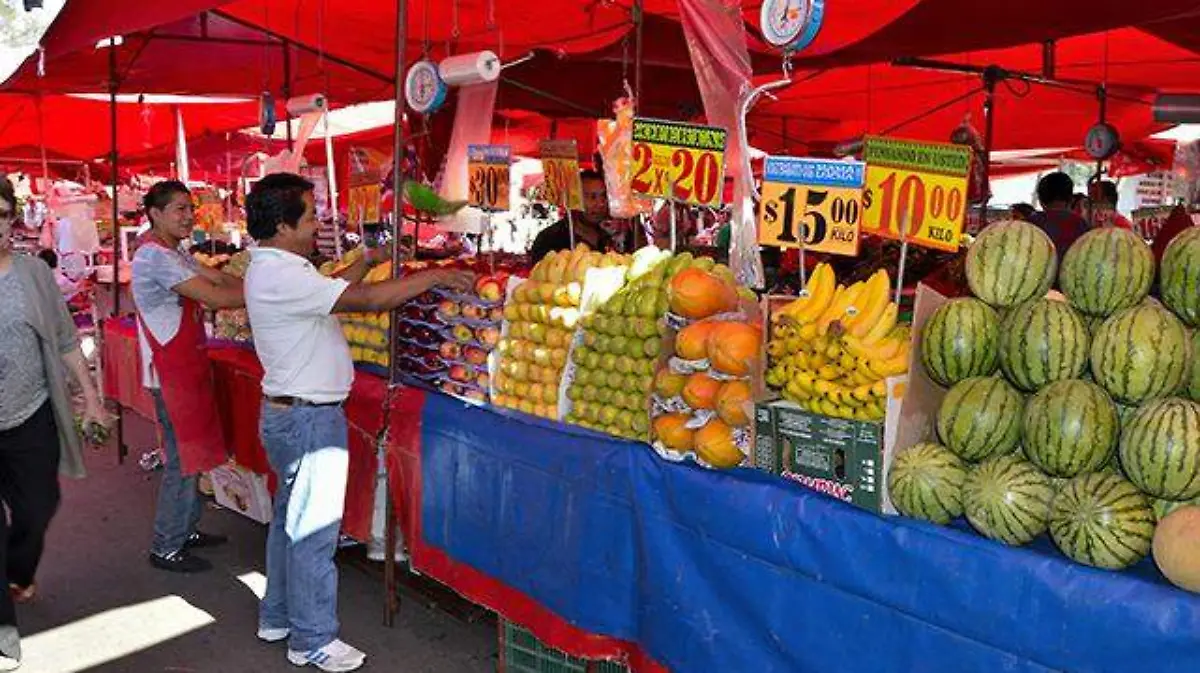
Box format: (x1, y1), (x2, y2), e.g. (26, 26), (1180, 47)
(136, 241), (228, 476)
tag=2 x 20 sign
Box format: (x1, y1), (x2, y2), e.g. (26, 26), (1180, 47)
(758, 156), (864, 257)
(630, 118), (728, 207)
(467, 144), (511, 212)
(861, 136), (972, 252)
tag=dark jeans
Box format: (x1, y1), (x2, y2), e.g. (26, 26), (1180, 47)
(0, 401), (62, 628)
(150, 390), (202, 556)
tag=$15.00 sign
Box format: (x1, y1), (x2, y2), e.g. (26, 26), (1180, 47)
(631, 118), (728, 207)
(758, 156), (864, 256)
(467, 144), (511, 212)
(862, 136), (972, 252)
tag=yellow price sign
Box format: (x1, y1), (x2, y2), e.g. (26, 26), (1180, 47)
(862, 136), (972, 252)
(758, 156), (863, 256)
(347, 183), (381, 228)
(467, 144), (511, 212)
(539, 139), (583, 211)
(630, 117), (728, 207)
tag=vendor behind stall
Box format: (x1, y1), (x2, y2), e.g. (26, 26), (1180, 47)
(530, 169), (615, 262)
(131, 180), (244, 575)
(1031, 172), (1091, 260)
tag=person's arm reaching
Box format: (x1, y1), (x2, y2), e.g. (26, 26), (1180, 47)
(62, 349), (107, 429)
(333, 249), (374, 284)
(334, 269), (474, 313)
(173, 275), (245, 309)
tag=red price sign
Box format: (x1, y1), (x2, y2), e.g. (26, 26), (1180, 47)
(539, 139), (583, 211)
(862, 136), (971, 252)
(630, 118), (728, 207)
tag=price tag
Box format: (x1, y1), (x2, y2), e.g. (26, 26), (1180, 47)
(467, 144), (511, 212)
(758, 156), (863, 256)
(630, 118), (728, 207)
(347, 184), (382, 228)
(539, 140), (583, 211)
(862, 136), (971, 252)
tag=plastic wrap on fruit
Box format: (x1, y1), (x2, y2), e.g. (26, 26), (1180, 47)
(950, 114), (989, 204)
(597, 97), (650, 219)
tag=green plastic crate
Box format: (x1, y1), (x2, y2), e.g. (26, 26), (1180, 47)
(498, 620), (630, 673)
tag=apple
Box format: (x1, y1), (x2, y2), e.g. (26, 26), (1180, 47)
(610, 336), (629, 356)
(452, 324), (474, 343)
(598, 406), (619, 425)
(462, 304), (485, 320)
(615, 356), (633, 375)
(476, 372), (491, 389)
(464, 346), (488, 365)
(449, 365), (470, 382)
(606, 371), (625, 389)
(440, 342), (462, 360)
(541, 386), (558, 405)
(476, 326), (500, 347)
(642, 338), (662, 359)
(489, 307), (505, 322)
(635, 359), (655, 376)
(464, 389), (486, 403)
(440, 382), (458, 395)
(551, 348), (568, 368)
(476, 276), (504, 302)
(584, 352), (602, 370)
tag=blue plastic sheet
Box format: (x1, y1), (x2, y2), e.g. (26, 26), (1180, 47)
(421, 394), (1200, 673)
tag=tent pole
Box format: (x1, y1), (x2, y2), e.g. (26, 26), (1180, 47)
(107, 37), (127, 465)
(283, 40), (294, 151)
(35, 93), (48, 191)
(980, 67), (997, 222)
(383, 0), (409, 630)
(633, 0), (644, 103)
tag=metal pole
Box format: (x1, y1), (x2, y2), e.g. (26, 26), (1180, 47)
(107, 37), (126, 465)
(282, 40), (294, 151)
(35, 94), (49, 190)
(632, 0), (644, 103)
(980, 69), (998, 220)
(383, 0), (409, 629)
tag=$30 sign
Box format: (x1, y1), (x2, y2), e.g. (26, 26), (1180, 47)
(861, 136), (972, 252)
(758, 156), (864, 257)
(467, 144), (511, 212)
(630, 118), (728, 207)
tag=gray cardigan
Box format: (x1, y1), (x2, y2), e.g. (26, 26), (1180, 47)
(11, 254), (86, 478)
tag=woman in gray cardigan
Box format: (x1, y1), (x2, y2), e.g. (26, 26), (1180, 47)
(0, 177), (105, 670)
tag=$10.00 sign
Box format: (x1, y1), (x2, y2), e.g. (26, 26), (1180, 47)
(758, 156), (864, 256)
(630, 118), (728, 207)
(862, 136), (972, 252)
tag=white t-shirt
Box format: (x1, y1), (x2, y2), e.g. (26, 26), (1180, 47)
(244, 247), (353, 404)
(131, 243), (200, 389)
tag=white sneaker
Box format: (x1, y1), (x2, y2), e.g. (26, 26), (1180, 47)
(0, 655), (17, 671)
(287, 639), (366, 672)
(257, 625), (289, 643)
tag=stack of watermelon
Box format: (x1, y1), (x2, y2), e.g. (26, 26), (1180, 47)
(889, 220), (1200, 576)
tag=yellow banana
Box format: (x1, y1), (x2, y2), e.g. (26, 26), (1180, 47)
(784, 263), (836, 324)
(792, 369), (817, 393)
(796, 323), (820, 341)
(867, 348), (910, 379)
(846, 270), (892, 338)
(816, 364), (840, 381)
(768, 340), (787, 359)
(817, 281), (865, 336)
(851, 383), (875, 404)
(870, 380), (887, 398)
(860, 302), (900, 346)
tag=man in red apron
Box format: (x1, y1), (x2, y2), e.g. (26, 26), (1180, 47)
(131, 181), (244, 573)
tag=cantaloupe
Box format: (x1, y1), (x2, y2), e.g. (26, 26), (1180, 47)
(1152, 505), (1200, 592)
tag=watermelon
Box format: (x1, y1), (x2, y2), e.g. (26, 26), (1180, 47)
(1090, 303), (1190, 404)
(936, 376), (1023, 461)
(887, 442), (967, 525)
(1083, 314), (1106, 339)
(964, 454), (1055, 546)
(1187, 330), (1200, 403)
(1049, 472), (1155, 569)
(1152, 495), (1200, 522)
(1160, 227), (1200, 327)
(1023, 380), (1119, 477)
(920, 298), (1000, 387)
(965, 220), (1057, 308)
(1119, 397), (1200, 500)
(1058, 227), (1155, 317)
(998, 299), (1089, 391)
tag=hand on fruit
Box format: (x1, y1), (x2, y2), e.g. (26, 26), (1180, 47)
(431, 269), (475, 293)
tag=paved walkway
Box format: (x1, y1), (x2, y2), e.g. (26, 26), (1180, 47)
(15, 447), (496, 672)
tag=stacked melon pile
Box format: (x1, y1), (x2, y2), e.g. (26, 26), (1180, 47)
(890, 221), (1200, 579)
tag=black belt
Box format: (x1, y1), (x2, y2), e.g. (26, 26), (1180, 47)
(265, 395), (342, 408)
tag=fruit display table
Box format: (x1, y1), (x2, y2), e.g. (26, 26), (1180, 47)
(396, 392), (1200, 673)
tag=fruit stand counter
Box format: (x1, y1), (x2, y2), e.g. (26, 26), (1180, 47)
(392, 393), (1200, 673)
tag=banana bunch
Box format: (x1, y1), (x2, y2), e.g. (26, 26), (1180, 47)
(766, 264), (909, 421)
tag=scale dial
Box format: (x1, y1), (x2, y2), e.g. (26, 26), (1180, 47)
(759, 0), (825, 51)
(405, 60), (447, 115)
(1085, 122), (1121, 160)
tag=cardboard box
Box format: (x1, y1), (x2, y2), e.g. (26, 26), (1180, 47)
(772, 400), (887, 512)
(210, 462), (273, 524)
(751, 401), (782, 474)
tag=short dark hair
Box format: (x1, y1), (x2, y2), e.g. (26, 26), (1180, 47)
(36, 248), (57, 268)
(0, 176), (15, 213)
(1036, 172), (1074, 207)
(144, 180), (190, 213)
(246, 172), (315, 241)
(1010, 203), (1035, 221)
(580, 168), (605, 184)
(1095, 180), (1119, 206)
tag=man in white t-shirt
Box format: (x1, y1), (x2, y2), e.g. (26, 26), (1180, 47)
(243, 173), (470, 672)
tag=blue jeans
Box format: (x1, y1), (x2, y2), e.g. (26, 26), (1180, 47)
(151, 390), (203, 556)
(258, 402), (349, 653)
